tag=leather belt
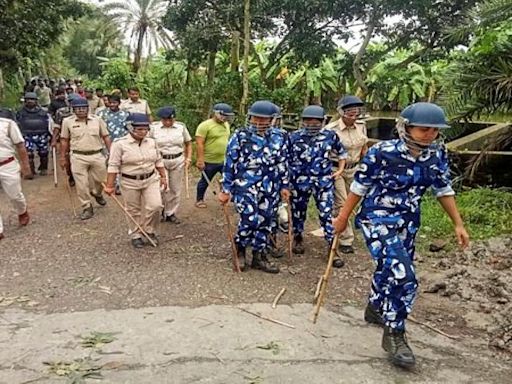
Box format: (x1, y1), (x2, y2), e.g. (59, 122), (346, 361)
(121, 170), (155, 180)
(332, 160), (358, 169)
(162, 152), (183, 160)
(0, 157), (15, 166)
(73, 149), (102, 155)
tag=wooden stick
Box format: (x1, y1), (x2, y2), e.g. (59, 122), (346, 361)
(65, 178), (77, 218)
(286, 202), (293, 263)
(52, 147), (58, 187)
(313, 275), (323, 303)
(312, 234), (339, 324)
(184, 166), (190, 198)
(272, 288), (286, 309)
(102, 183), (157, 247)
(408, 316), (460, 340)
(222, 204), (241, 273)
(238, 307), (295, 329)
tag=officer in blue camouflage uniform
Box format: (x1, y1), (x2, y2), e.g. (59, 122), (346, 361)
(16, 92), (52, 178)
(288, 105), (347, 267)
(218, 100), (290, 274)
(333, 102), (470, 369)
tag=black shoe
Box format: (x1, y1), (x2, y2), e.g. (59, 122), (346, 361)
(332, 258), (345, 268)
(382, 326), (416, 369)
(147, 233), (159, 246)
(251, 251), (279, 274)
(165, 214), (181, 224)
(339, 245), (355, 254)
(292, 234), (305, 254)
(80, 206), (94, 220)
(115, 185), (122, 195)
(236, 244), (248, 271)
(131, 238), (145, 249)
(364, 303), (384, 326)
(68, 176), (75, 187)
(91, 193), (107, 206)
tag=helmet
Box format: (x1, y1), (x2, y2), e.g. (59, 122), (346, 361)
(337, 95), (365, 118)
(157, 106), (176, 119)
(271, 104), (282, 128)
(127, 113), (150, 130)
(70, 97), (89, 108)
(212, 103), (234, 116)
(248, 100), (276, 118)
(301, 105), (326, 136)
(67, 93), (80, 102)
(24, 92), (38, 100)
(400, 102), (450, 129)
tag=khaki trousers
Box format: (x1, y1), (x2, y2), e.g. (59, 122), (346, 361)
(333, 168), (357, 246)
(70, 153), (106, 208)
(162, 156), (184, 217)
(121, 175), (163, 239)
(0, 160), (27, 233)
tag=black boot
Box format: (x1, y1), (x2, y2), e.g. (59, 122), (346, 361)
(382, 326), (416, 369)
(251, 250), (279, 274)
(364, 303), (384, 326)
(80, 206), (94, 220)
(39, 155), (48, 176)
(236, 244), (248, 271)
(292, 234), (305, 254)
(333, 242), (345, 268)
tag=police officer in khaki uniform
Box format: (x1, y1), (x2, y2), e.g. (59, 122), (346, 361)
(60, 97), (112, 220)
(85, 88), (105, 114)
(0, 116), (31, 239)
(120, 87), (152, 120)
(327, 95), (368, 256)
(150, 106), (192, 224)
(104, 113), (167, 248)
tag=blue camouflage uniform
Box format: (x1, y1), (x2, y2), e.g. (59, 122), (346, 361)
(352, 139), (455, 331)
(97, 108), (129, 141)
(222, 126), (289, 251)
(288, 128), (347, 243)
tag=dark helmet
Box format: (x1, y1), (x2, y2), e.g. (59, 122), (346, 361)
(67, 93), (80, 102)
(212, 103), (234, 116)
(157, 106), (176, 119)
(70, 97), (89, 108)
(338, 95), (364, 110)
(127, 113), (151, 127)
(301, 105), (326, 120)
(24, 92), (38, 100)
(400, 102), (450, 129)
(248, 100), (276, 118)
(272, 104), (282, 118)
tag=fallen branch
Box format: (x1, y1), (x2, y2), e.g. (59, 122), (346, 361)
(272, 288), (286, 309)
(408, 316), (460, 340)
(238, 307), (295, 329)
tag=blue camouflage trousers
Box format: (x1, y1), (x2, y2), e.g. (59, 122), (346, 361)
(291, 181), (335, 244)
(24, 133), (50, 157)
(359, 220), (419, 331)
(233, 190), (277, 251)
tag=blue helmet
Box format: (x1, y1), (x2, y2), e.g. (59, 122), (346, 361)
(157, 106), (176, 119)
(24, 92), (38, 100)
(248, 100), (276, 118)
(301, 105), (326, 120)
(128, 113), (151, 127)
(400, 102), (450, 129)
(67, 93), (80, 102)
(338, 95), (364, 109)
(212, 103), (234, 116)
(70, 97), (89, 108)
(272, 104), (282, 118)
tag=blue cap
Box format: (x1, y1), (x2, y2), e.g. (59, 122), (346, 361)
(128, 113), (151, 126)
(157, 106), (176, 119)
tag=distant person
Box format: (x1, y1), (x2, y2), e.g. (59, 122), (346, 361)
(34, 79), (51, 108)
(120, 87), (151, 119)
(85, 87), (104, 114)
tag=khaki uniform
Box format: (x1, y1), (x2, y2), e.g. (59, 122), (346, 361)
(150, 121), (191, 217)
(326, 118), (368, 246)
(87, 95), (105, 114)
(120, 99), (151, 115)
(61, 115), (109, 208)
(0, 118), (28, 233)
(108, 134), (164, 239)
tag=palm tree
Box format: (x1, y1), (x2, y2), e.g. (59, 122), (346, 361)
(99, 0), (174, 73)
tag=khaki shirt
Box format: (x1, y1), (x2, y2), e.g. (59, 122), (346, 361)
(60, 115), (109, 152)
(149, 121), (191, 156)
(0, 118), (24, 158)
(327, 118), (368, 165)
(107, 134), (163, 175)
(87, 95), (105, 113)
(120, 99), (151, 115)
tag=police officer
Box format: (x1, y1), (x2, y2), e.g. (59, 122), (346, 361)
(0, 116), (31, 239)
(288, 105), (347, 267)
(219, 100), (290, 273)
(326, 95), (368, 256)
(48, 89), (68, 121)
(104, 113), (167, 248)
(85, 88), (104, 114)
(150, 106), (192, 223)
(16, 92), (52, 178)
(60, 97), (112, 220)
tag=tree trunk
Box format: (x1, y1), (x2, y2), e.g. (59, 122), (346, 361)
(133, 24), (147, 74)
(0, 68), (4, 101)
(230, 31), (240, 72)
(353, 13), (376, 98)
(207, 49), (217, 87)
(240, 0), (251, 114)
